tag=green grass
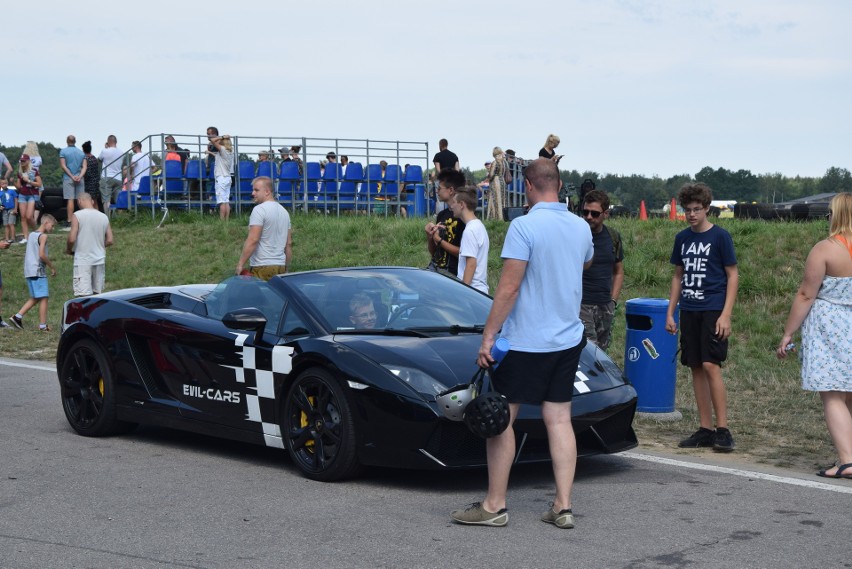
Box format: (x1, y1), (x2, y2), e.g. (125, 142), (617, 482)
(0, 211), (833, 473)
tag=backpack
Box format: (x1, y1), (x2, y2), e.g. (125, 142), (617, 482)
(603, 224), (623, 260)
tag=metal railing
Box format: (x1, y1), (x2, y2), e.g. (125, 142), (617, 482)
(120, 134), (431, 221)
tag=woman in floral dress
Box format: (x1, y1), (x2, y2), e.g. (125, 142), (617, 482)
(778, 193), (852, 479)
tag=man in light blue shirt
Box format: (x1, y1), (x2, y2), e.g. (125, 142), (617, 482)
(452, 158), (593, 530)
(59, 135), (86, 225)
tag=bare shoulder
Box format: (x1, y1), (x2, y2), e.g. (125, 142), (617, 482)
(811, 238), (838, 253)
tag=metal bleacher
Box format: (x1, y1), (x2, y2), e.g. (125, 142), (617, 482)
(110, 134), (434, 220)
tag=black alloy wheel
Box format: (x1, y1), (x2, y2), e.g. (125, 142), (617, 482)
(59, 339), (132, 436)
(283, 368), (360, 481)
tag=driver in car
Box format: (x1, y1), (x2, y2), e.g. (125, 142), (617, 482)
(349, 293), (377, 329)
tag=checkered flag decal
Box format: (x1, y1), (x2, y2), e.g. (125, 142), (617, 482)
(223, 333), (295, 449)
(574, 370), (592, 394)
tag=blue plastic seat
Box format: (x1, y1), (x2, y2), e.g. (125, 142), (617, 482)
(181, 159), (206, 208)
(278, 161), (301, 206)
(382, 164), (402, 199)
(305, 162), (322, 207)
(403, 165), (423, 184)
(237, 161), (255, 202)
(323, 162), (341, 196)
(185, 159), (203, 181)
(363, 163), (383, 204)
(338, 162), (363, 210)
(256, 161), (277, 179)
(163, 160), (183, 193)
(135, 176), (155, 209)
(113, 190), (130, 210)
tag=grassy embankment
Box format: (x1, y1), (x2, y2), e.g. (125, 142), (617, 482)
(0, 211), (831, 473)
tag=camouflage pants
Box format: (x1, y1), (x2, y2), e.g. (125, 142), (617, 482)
(580, 302), (616, 351)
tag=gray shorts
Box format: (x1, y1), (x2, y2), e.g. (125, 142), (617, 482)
(2, 209), (16, 226)
(73, 264), (106, 296)
(99, 178), (122, 203)
(63, 178), (85, 199)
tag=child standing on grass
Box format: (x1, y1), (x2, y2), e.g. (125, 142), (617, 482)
(9, 214), (57, 332)
(450, 186), (489, 294)
(665, 183), (739, 452)
(1, 178), (18, 244)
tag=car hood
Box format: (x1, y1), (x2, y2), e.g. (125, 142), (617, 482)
(334, 333), (482, 388)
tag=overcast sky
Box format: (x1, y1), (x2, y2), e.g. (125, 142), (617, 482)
(3, 0), (849, 178)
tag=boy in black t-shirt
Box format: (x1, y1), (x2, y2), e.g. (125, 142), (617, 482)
(425, 169), (466, 274)
(665, 183), (739, 452)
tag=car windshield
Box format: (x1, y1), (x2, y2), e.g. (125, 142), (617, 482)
(285, 268), (491, 333)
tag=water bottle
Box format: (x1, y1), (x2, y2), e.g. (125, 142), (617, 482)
(490, 338), (510, 368)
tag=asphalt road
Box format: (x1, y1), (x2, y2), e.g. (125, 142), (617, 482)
(1, 357), (850, 569)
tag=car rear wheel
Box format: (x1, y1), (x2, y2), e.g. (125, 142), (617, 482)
(59, 339), (134, 436)
(283, 368), (361, 481)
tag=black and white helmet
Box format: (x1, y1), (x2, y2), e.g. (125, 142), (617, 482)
(463, 392), (511, 438)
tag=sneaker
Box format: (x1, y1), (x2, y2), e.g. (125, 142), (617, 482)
(678, 427), (715, 448)
(38, 325), (51, 332)
(18, 238), (27, 244)
(541, 504), (575, 529)
(713, 427), (736, 452)
(450, 502), (508, 527)
(9, 315), (23, 329)
(0, 320), (9, 328)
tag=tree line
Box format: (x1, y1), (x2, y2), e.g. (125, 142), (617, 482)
(470, 165), (852, 210)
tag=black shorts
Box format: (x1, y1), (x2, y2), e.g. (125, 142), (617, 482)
(679, 310), (728, 367)
(491, 338), (586, 404)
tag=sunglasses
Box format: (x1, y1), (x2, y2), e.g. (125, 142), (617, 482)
(582, 209), (603, 218)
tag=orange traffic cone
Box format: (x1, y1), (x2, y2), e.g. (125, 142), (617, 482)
(669, 198), (677, 220)
(639, 200), (648, 220)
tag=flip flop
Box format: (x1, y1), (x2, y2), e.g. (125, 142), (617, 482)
(816, 462), (852, 479)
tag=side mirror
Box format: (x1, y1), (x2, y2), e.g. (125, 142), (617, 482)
(223, 307), (267, 344)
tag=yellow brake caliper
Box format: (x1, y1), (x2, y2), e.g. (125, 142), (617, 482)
(300, 396), (316, 450)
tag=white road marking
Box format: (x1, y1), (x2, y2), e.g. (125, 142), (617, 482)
(624, 451), (852, 494)
(0, 359), (55, 372)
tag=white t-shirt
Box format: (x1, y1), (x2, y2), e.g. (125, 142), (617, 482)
(98, 146), (124, 180)
(130, 153), (151, 192)
(248, 200), (291, 267)
(214, 147), (234, 178)
(457, 218), (489, 294)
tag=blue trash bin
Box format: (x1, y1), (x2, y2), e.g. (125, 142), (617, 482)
(624, 298), (679, 413)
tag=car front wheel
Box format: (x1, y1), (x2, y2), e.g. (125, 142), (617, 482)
(283, 368), (361, 481)
(59, 339), (133, 436)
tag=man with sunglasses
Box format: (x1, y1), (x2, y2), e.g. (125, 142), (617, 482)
(579, 190), (624, 351)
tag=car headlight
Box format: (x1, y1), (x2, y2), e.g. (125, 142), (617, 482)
(381, 364), (446, 399)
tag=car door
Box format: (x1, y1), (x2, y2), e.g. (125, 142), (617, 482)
(169, 278), (301, 437)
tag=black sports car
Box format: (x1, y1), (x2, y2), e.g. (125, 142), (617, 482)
(57, 267), (638, 481)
